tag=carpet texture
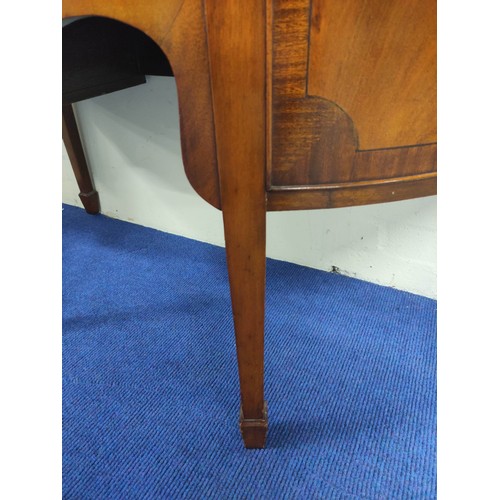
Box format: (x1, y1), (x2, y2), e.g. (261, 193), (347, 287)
(62, 204), (437, 499)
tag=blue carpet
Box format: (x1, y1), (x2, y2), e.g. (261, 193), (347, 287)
(62, 204), (436, 499)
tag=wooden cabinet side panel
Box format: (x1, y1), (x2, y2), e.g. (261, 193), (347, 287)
(62, 0), (221, 209)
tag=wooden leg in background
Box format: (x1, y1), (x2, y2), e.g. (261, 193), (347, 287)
(223, 204), (267, 448)
(62, 103), (100, 214)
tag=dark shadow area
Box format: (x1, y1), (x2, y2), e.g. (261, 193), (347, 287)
(63, 16), (173, 105)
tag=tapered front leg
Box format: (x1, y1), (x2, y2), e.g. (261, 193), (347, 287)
(62, 103), (100, 214)
(205, 0), (268, 447)
(222, 200), (267, 448)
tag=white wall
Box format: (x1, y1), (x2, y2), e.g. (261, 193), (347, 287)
(62, 76), (436, 298)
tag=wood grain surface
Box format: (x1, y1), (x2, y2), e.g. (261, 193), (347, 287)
(309, 0), (437, 150)
(268, 0), (437, 206)
(205, 0), (268, 448)
(63, 0), (221, 209)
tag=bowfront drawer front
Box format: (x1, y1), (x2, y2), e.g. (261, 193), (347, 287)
(266, 0), (437, 210)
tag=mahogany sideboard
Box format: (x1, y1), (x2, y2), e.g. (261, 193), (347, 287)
(62, 0), (436, 448)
